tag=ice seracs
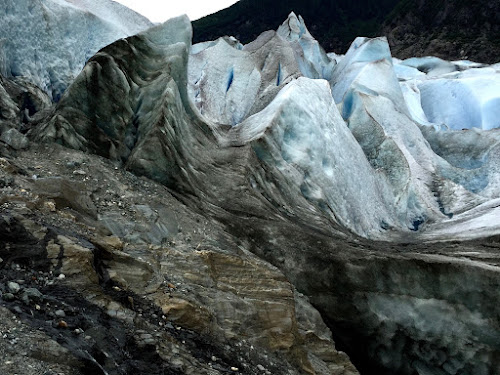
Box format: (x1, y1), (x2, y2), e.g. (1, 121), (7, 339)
(0, 0), (152, 101)
(29, 9), (500, 241)
(188, 12), (337, 127)
(229, 77), (400, 237)
(418, 75), (500, 130)
(276, 12), (336, 81)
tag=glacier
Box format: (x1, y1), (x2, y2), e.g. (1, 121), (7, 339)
(28, 11), (500, 242)
(1, 7), (500, 375)
(0, 0), (152, 101)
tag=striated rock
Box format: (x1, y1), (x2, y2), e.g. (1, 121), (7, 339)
(0, 143), (358, 374)
(34, 178), (97, 218)
(45, 234), (99, 286)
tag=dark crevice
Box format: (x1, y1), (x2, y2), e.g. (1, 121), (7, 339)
(226, 68), (235, 92)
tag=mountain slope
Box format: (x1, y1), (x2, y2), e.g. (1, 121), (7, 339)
(192, 0), (401, 54)
(382, 0), (500, 63)
(192, 0), (500, 63)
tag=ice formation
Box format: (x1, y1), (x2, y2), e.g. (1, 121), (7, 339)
(0, 0), (152, 100)
(27, 11), (500, 241)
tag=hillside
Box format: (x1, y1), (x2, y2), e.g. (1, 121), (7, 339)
(192, 0), (500, 63)
(382, 0), (500, 63)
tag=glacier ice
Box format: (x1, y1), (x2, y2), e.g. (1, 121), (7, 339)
(418, 75), (500, 130)
(189, 30), (301, 125)
(27, 9), (500, 241)
(400, 56), (458, 76)
(188, 12), (339, 127)
(276, 12), (336, 81)
(330, 36), (404, 107)
(0, 0), (152, 101)
(228, 77), (401, 237)
(393, 58), (500, 131)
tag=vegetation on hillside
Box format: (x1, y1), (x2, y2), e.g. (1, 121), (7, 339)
(192, 0), (500, 63)
(193, 0), (401, 53)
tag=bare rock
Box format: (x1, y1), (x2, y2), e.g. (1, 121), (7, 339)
(7, 281), (21, 294)
(0, 128), (29, 150)
(33, 177), (97, 218)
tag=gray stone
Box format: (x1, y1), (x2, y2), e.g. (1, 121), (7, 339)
(55, 310), (66, 318)
(2, 293), (15, 302)
(20, 288), (44, 305)
(13, 306), (23, 314)
(33, 177), (97, 218)
(7, 281), (21, 294)
(0, 128), (28, 150)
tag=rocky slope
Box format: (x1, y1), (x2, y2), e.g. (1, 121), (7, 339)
(1, 8), (500, 375)
(0, 143), (357, 375)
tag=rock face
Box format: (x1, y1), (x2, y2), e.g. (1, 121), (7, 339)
(2, 8), (500, 375)
(0, 0), (152, 100)
(0, 144), (357, 375)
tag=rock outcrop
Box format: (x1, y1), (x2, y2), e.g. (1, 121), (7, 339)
(0, 144), (357, 375)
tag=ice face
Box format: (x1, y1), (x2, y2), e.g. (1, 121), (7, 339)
(330, 37), (403, 107)
(0, 0), (152, 101)
(394, 63), (426, 81)
(277, 12), (336, 81)
(188, 39), (264, 126)
(419, 75), (500, 130)
(393, 57), (500, 131)
(400, 56), (458, 76)
(229, 77), (400, 237)
(188, 30), (302, 126)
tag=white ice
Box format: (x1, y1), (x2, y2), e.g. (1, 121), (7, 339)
(418, 74), (500, 130)
(0, 0), (152, 100)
